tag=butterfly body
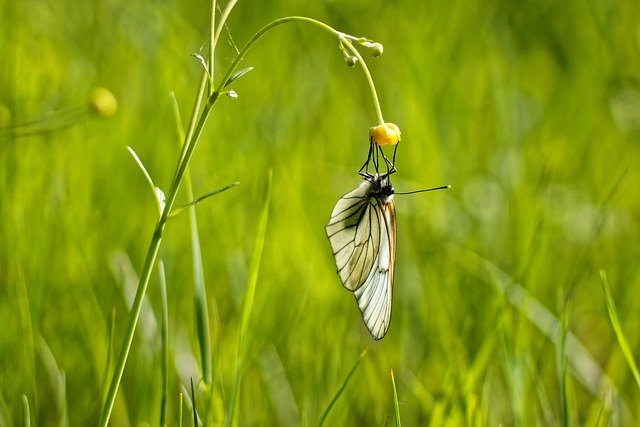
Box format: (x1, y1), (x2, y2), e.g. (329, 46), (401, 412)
(326, 174), (397, 340)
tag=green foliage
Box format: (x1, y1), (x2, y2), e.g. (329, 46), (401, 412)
(1, 0), (640, 425)
(601, 270), (640, 392)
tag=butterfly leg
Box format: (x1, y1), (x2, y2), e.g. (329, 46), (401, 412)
(359, 141), (375, 178)
(378, 144), (398, 181)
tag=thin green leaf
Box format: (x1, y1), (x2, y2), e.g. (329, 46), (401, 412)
(223, 67), (254, 89)
(190, 378), (198, 427)
(600, 269), (640, 390)
(178, 392), (184, 427)
(169, 182), (239, 218)
(22, 395), (30, 427)
(318, 347), (369, 427)
(37, 335), (69, 426)
(190, 53), (214, 88)
(100, 308), (116, 402)
(390, 369), (402, 427)
(225, 172), (272, 427)
(557, 299), (571, 427)
(0, 390), (14, 427)
(127, 146), (165, 215)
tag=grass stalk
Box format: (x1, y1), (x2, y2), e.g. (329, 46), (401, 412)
(600, 269), (640, 390)
(390, 369), (402, 427)
(21, 395), (30, 427)
(225, 172), (272, 427)
(318, 347), (369, 427)
(190, 378), (198, 426)
(557, 300), (571, 427)
(159, 260), (169, 426)
(179, 392), (184, 427)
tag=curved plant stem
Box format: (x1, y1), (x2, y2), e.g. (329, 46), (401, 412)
(338, 36), (384, 125)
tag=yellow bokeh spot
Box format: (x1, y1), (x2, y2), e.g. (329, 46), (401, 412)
(90, 87), (118, 117)
(369, 122), (401, 146)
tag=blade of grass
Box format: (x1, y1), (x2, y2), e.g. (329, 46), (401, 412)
(225, 171), (272, 427)
(318, 347), (369, 427)
(170, 92), (213, 389)
(259, 343), (300, 425)
(21, 395), (30, 427)
(16, 267), (37, 422)
(600, 269), (640, 390)
(159, 260), (169, 427)
(0, 390), (13, 427)
(556, 299), (571, 427)
(190, 378), (199, 427)
(525, 355), (555, 425)
(179, 392), (184, 427)
(170, 89), (226, 426)
(36, 335), (69, 426)
(100, 307), (116, 402)
(390, 369), (402, 427)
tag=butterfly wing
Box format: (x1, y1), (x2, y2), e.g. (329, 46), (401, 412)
(326, 181), (396, 340)
(326, 182), (380, 292)
(353, 197), (396, 340)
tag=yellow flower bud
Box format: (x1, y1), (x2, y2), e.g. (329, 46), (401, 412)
(369, 122), (401, 146)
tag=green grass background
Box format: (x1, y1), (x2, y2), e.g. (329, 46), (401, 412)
(2, 0), (640, 425)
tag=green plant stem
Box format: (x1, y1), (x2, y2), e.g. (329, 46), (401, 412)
(209, 0), (216, 90)
(338, 35), (384, 125)
(158, 260), (169, 427)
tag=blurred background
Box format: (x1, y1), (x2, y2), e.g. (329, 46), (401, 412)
(1, 0), (640, 425)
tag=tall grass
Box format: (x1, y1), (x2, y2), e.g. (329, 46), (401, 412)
(1, 0), (640, 425)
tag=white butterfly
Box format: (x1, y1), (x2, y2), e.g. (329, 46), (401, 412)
(326, 172), (397, 340)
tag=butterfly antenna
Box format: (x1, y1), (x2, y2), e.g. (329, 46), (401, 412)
(395, 185), (451, 195)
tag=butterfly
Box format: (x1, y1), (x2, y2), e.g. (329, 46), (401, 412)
(326, 141), (448, 340)
(326, 170), (396, 340)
